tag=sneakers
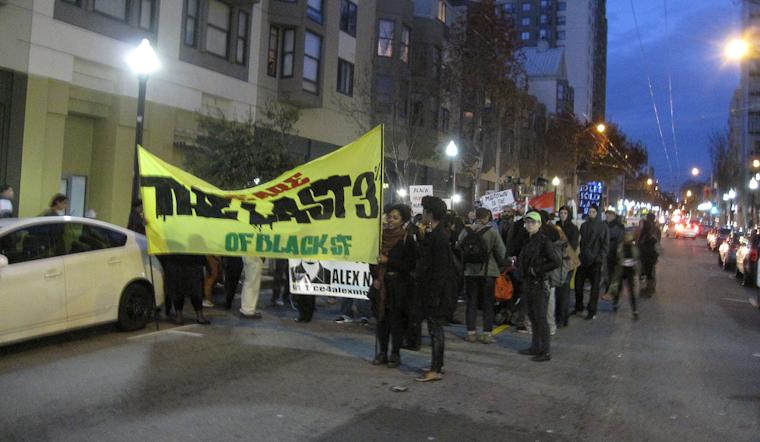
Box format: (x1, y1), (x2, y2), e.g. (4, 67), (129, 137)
(478, 334), (496, 344)
(531, 353), (551, 362)
(387, 354), (400, 369)
(517, 327), (531, 334)
(334, 316), (353, 324)
(518, 347), (541, 355)
(241, 311), (262, 319)
(415, 371), (442, 382)
(464, 333), (478, 343)
(372, 353), (388, 365)
(574, 311), (585, 318)
(202, 300), (215, 308)
(359, 317), (370, 326)
(585, 314), (596, 320)
(272, 299), (284, 307)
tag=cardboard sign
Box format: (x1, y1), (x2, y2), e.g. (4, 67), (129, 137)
(410, 185), (433, 215)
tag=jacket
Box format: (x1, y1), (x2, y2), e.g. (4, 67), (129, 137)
(415, 223), (453, 316)
(556, 219), (580, 251)
(578, 216), (610, 266)
(457, 222), (509, 277)
(606, 218), (624, 261)
(518, 230), (561, 284)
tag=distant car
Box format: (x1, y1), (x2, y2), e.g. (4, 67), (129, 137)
(698, 223), (712, 237)
(736, 228), (760, 287)
(665, 222), (697, 239)
(663, 221), (676, 237)
(719, 231), (743, 270)
(708, 227), (731, 251)
(0, 217), (164, 346)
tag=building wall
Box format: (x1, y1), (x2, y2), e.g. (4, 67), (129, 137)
(558, 0), (594, 122)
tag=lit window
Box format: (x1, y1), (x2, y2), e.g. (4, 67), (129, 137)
(438, 1), (447, 22)
(540, 0), (552, 12)
(281, 28), (296, 77)
(378, 20), (394, 57)
(503, 3), (515, 13)
(307, 0), (323, 24)
(400, 26), (411, 63)
(521, 31), (530, 40)
(303, 31), (322, 94)
(557, 84), (565, 100)
(376, 75), (393, 114)
(340, 0), (358, 37)
(337, 59), (354, 96)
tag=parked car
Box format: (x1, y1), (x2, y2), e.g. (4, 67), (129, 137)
(665, 222), (697, 239)
(0, 217), (164, 346)
(718, 231), (743, 270)
(708, 227), (731, 251)
(736, 228), (760, 286)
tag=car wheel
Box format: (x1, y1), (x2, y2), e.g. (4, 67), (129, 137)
(117, 283), (153, 331)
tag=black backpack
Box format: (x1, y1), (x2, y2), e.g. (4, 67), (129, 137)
(460, 226), (491, 264)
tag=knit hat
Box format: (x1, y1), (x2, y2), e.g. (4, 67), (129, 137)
(524, 211), (542, 223)
(588, 203), (599, 212)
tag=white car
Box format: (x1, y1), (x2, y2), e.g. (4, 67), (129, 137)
(0, 216), (164, 346)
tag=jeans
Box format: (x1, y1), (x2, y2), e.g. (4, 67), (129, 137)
(525, 280), (550, 354)
(465, 276), (496, 333)
(574, 261), (603, 316)
(612, 268), (638, 312)
(224, 257), (244, 309)
(428, 316), (445, 373)
(339, 297), (371, 319)
(239, 257), (263, 315)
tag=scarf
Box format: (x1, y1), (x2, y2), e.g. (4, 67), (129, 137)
(375, 226), (407, 321)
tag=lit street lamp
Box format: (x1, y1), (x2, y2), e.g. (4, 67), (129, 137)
(552, 176), (560, 212)
(446, 141), (458, 198)
(126, 39), (159, 204)
(692, 168), (699, 176)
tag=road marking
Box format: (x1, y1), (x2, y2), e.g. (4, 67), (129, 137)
(128, 328), (204, 340)
(492, 324), (510, 336)
(721, 298), (751, 304)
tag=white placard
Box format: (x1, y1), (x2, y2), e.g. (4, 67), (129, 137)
(409, 185), (433, 215)
(289, 259), (371, 300)
(481, 189), (515, 214)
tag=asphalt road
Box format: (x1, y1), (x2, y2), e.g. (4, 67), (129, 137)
(1, 236), (759, 442)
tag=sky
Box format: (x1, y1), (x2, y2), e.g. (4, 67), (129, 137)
(605, 0), (742, 192)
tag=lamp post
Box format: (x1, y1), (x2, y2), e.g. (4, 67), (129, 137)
(572, 123), (606, 209)
(552, 176), (560, 212)
(126, 39), (159, 205)
(446, 141), (458, 198)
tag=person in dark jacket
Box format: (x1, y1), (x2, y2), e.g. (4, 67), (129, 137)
(415, 196), (452, 382)
(127, 199), (146, 235)
(371, 204), (418, 368)
(638, 219), (659, 297)
(603, 210), (624, 297)
(554, 205), (579, 327)
(574, 204), (609, 320)
(163, 254), (210, 325)
(517, 211), (561, 361)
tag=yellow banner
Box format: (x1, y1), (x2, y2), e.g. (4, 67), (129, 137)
(139, 126), (384, 263)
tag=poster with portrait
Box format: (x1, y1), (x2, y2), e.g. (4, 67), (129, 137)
(289, 259), (371, 300)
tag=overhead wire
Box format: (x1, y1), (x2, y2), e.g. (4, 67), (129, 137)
(663, 0), (681, 183)
(629, 0), (675, 184)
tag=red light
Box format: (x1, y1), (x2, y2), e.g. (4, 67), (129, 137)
(752, 250), (758, 262)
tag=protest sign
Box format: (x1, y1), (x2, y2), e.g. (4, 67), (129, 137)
(409, 185), (433, 215)
(289, 259), (370, 300)
(481, 189), (515, 214)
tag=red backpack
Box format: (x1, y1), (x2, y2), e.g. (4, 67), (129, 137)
(495, 266), (516, 302)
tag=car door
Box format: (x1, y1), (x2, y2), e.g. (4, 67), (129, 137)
(61, 223), (128, 322)
(0, 223), (67, 341)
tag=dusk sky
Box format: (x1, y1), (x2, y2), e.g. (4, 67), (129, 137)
(605, 0), (742, 192)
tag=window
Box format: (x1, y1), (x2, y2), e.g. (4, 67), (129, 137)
(411, 100), (424, 126)
(438, 1), (447, 22)
(282, 28), (295, 77)
(557, 30), (565, 40)
(307, 0), (323, 24)
(750, 112), (760, 135)
(521, 17), (530, 26)
(557, 84), (566, 100)
(540, 14), (550, 25)
(400, 26), (411, 63)
(340, 0), (357, 37)
(0, 224), (63, 265)
(267, 26), (279, 77)
(431, 46), (442, 78)
(303, 31), (322, 94)
(557, 15), (566, 25)
(539, 29), (551, 39)
(503, 3), (515, 13)
(540, 0), (552, 12)
(376, 75), (393, 114)
(440, 108), (450, 133)
(558, 1), (566, 11)
(139, 0), (156, 30)
(378, 20), (394, 57)
(185, 0), (200, 46)
(206, 0), (230, 58)
(236, 10), (249, 64)
(337, 59), (354, 96)
(521, 31), (530, 40)
(522, 2), (530, 11)
(94, 0), (128, 20)
(63, 224), (127, 254)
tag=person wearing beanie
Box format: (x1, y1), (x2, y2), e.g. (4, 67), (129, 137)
(574, 204), (609, 320)
(516, 210), (561, 361)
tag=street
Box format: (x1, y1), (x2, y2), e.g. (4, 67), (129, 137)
(1, 237), (759, 442)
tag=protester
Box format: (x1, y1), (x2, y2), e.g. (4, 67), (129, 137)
(415, 196), (454, 382)
(642, 213), (662, 295)
(638, 220), (659, 297)
(272, 258), (290, 307)
(574, 204), (609, 320)
(517, 211), (560, 361)
(496, 206), (515, 248)
(39, 194), (68, 216)
(127, 199), (146, 234)
(163, 254), (210, 325)
(554, 205), (579, 327)
(602, 210), (624, 298)
(0, 184), (14, 218)
(371, 204), (418, 368)
(334, 297), (371, 325)
(203, 255), (221, 308)
(223, 256), (244, 310)
(457, 207), (508, 343)
(240, 256), (264, 319)
(607, 227), (641, 319)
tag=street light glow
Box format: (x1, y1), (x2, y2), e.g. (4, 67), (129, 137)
(126, 39), (159, 74)
(729, 189), (736, 199)
(452, 194), (461, 203)
(397, 188), (407, 197)
(446, 141), (458, 157)
(596, 124), (605, 133)
(691, 168), (699, 176)
(647, 178), (653, 185)
(726, 39), (749, 59)
(552, 176), (560, 186)
(754, 159), (760, 168)
(751, 178), (759, 190)
(686, 190), (692, 197)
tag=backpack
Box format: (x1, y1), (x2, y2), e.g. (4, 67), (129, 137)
(460, 226), (492, 264)
(548, 237), (569, 288)
(495, 267), (515, 302)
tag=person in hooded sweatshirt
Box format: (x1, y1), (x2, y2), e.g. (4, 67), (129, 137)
(554, 205), (579, 327)
(574, 204), (609, 320)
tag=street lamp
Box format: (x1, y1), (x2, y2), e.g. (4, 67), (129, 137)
(647, 178), (653, 185)
(692, 168), (699, 176)
(126, 39), (159, 204)
(552, 176), (560, 212)
(446, 141), (458, 197)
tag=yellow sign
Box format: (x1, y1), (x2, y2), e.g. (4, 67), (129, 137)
(139, 126), (384, 263)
